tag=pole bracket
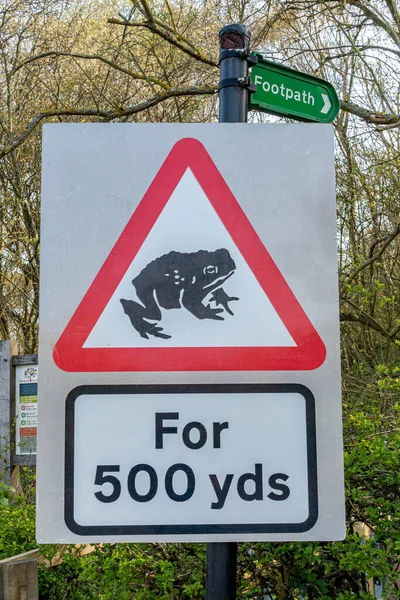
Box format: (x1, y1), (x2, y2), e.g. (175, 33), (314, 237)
(219, 49), (258, 66)
(218, 76), (256, 93)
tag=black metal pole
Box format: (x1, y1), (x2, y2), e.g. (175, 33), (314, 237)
(205, 23), (251, 600)
(218, 24), (251, 124)
(205, 541), (237, 599)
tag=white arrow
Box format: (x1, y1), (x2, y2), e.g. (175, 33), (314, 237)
(321, 93), (331, 114)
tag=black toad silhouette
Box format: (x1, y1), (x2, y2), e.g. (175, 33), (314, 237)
(120, 248), (238, 339)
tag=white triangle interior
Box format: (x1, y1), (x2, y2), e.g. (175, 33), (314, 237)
(83, 169), (296, 348)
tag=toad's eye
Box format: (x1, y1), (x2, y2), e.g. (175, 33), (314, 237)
(204, 265), (218, 275)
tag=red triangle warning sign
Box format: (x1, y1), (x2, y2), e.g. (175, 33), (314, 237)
(53, 137), (326, 372)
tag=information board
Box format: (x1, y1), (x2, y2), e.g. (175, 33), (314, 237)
(15, 364), (38, 455)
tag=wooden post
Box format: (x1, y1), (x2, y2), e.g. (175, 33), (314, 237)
(0, 559), (38, 600)
(0, 340), (18, 485)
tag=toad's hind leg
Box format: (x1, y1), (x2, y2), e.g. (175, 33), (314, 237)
(120, 290), (170, 339)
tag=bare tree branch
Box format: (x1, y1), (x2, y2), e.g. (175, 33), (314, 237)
(8, 51), (169, 90)
(384, 0), (400, 28)
(346, 223), (400, 284)
(107, 18), (218, 67)
(340, 311), (392, 339)
(0, 85), (217, 158)
(377, 120), (400, 131)
(345, 0), (400, 46)
(339, 99), (400, 125)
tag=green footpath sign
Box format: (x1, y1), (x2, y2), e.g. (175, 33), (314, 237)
(249, 54), (339, 123)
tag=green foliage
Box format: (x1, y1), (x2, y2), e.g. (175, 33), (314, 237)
(39, 543), (206, 599)
(0, 485), (36, 559)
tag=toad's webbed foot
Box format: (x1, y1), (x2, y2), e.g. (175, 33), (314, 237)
(182, 296), (225, 321)
(202, 305), (225, 320)
(210, 288), (239, 316)
(120, 299), (171, 339)
(140, 320), (171, 340)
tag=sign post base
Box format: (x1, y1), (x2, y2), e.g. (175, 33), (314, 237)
(206, 543), (237, 600)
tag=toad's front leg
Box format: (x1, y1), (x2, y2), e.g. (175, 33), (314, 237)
(182, 289), (224, 321)
(209, 287), (239, 316)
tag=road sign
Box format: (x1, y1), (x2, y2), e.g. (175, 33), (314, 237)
(37, 124), (344, 543)
(53, 137), (325, 373)
(249, 54), (339, 123)
(65, 384), (317, 536)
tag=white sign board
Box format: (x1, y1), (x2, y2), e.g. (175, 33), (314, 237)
(37, 123), (344, 542)
(66, 384), (316, 536)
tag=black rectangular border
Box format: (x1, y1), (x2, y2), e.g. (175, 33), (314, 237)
(65, 384), (318, 536)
